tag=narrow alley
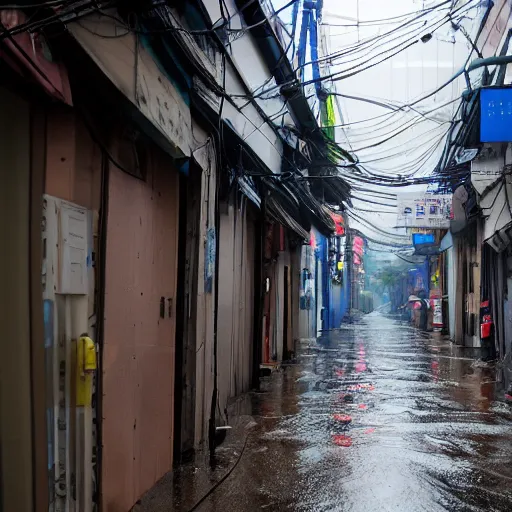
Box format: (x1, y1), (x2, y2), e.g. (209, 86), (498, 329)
(5, 2), (512, 511)
(139, 314), (512, 512)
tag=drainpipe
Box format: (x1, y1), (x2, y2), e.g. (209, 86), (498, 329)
(467, 55), (512, 73)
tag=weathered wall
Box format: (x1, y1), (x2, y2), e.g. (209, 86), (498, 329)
(43, 107), (104, 512)
(102, 145), (179, 511)
(447, 246), (456, 340)
(45, 107), (102, 211)
(201, 0), (285, 175)
(45, 107), (102, 333)
(217, 196), (255, 420)
(190, 125), (217, 448)
(69, 15), (191, 160)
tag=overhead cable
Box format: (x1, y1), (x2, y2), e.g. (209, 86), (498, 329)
(243, 0), (478, 100)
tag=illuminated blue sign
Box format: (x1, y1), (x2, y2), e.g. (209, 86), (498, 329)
(480, 87), (512, 143)
(413, 233), (435, 246)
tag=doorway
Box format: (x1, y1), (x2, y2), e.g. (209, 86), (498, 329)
(0, 87), (37, 512)
(174, 165), (201, 463)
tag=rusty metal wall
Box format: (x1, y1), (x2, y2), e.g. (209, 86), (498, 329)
(102, 146), (179, 511)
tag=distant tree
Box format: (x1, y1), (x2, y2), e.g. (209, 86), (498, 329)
(372, 264), (409, 297)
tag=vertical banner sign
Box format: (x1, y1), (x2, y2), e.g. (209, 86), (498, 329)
(310, 229), (317, 251)
(431, 296), (443, 329)
(329, 211), (345, 236)
(205, 227), (216, 293)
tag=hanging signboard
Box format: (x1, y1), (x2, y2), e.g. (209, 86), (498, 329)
(310, 229), (317, 251)
(352, 236), (364, 256)
(329, 212), (345, 236)
(412, 233), (435, 245)
(396, 192), (452, 229)
(410, 228), (431, 234)
(430, 289), (443, 329)
(480, 88), (512, 143)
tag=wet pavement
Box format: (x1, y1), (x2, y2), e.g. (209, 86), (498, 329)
(136, 314), (512, 512)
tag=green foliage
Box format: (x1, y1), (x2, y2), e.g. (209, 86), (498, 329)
(371, 264), (409, 296)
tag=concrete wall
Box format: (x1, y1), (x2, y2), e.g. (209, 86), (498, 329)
(102, 144), (179, 511)
(447, 246), (456, 341)
(201, 0), (286, 175)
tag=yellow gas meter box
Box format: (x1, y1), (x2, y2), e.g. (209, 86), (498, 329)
(76, 336), (96, 406)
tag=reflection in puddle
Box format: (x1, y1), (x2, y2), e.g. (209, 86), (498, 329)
(168, 315), (512, 512)
(332, 434), (353, 447)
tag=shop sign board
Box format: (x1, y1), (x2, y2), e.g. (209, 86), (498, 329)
(396, 193), (452, 229)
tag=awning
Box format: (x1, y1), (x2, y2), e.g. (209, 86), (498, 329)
(69, 13), (192, 160)
(0, 10), (72, 104)
(326, 209), (345, 236)
(440, 231), (453, 252)
(413, 245), (440, 256)
(238, 176), (261, 209)
(266, 196), (310, 241)
(285, 181), (336, 236)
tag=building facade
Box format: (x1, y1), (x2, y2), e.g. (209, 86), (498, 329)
(0, 1), (352, 511)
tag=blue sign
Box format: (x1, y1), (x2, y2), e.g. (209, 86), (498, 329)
(204, 227), (216, 293)
(480, 87), (512, 143)
(413, 233), (435, 245)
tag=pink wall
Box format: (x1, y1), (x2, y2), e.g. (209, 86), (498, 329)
(45, 108), (101, 210)
(102, 147), (179, 511)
